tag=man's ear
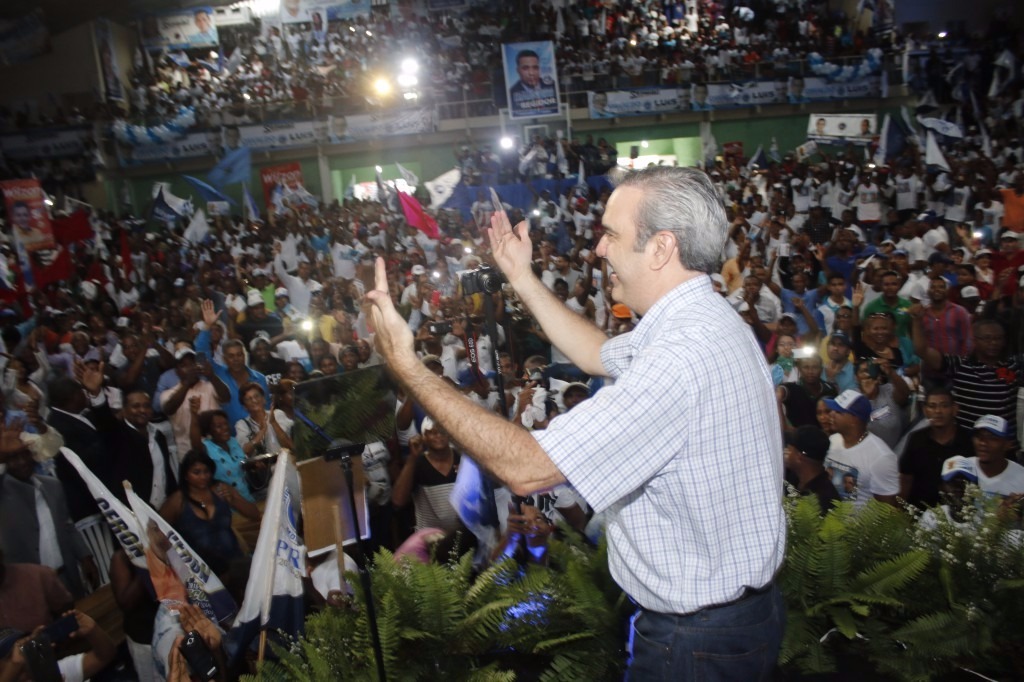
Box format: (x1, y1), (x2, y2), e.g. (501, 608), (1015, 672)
(649, 231), (677, 271)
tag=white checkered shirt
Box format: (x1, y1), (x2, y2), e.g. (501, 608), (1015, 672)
(536, 276), (786, 614)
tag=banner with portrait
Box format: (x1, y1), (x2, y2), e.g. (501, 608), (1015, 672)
(94, 19), (123, 102)
(1, 179), (56, 253)
(587, 89), (689, 119)
(139, 7), (219, 51)
(502, 41), (560, 120)
(260, 162), (306, 211)
(806, 113), (878, 143)
(704, 81), (784, 109)
(279, 0), (370, 24)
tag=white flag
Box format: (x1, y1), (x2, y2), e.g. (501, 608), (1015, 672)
(424, 168), (461, 208)
(925, 131), (951, 172)
(916, 116), (963, 138)
(183, 208), (210, 244)
(395, 162), (419, 188)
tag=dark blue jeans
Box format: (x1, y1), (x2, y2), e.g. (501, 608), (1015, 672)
(626, 583), (784, 681)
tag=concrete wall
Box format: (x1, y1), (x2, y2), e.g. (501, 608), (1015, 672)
(0, 23), (99, 118)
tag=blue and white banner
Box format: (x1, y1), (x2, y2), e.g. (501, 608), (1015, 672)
(704, 81), (784, 109)
(139, 7), (219, 51)
(587, 88), (689, 119)
(0, 127), (93, 160)
(227, 453), (305, 663)
(280, 0), (370, 24)
(502, 41), (560, 120)
(126, 485), (238, 625)
(117, 133), (212, 166)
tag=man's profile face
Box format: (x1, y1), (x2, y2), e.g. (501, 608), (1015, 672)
(517, 55), (541, 88)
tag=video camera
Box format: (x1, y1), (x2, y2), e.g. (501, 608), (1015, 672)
(460, 265), (505, 296)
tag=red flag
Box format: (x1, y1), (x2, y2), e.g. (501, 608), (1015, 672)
(33, 246), (74, 289)
(52, 210), (94, 245)
(120, 230), (133, 279)
(397, 191), (439, 240)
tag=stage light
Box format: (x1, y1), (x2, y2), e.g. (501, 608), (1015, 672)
(938, 31), (947, 38)
(397, 73), (418, 88)
(373, 77), (391, 95)
(300, 319), (313, 332)
(500, 136), (514, 150)
(400, 57), (419, 74)
(403, 92), (419, 100)
(641, 140), (649, 148)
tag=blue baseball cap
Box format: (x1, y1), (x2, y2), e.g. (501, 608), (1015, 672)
(824, 389), (872, 423)
(973, 414), (1012, 439)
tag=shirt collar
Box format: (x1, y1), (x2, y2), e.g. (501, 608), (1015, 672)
(628, 275), (714, 352)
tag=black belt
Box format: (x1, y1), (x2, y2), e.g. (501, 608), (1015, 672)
(649, 581), (774, 618)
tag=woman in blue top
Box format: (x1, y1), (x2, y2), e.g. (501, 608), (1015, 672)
(159, 449), (260, 576)
(191, 406), (256, 503)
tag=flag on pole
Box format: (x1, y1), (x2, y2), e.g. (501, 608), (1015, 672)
(925, 131), (951, 172)
(225, 454), (305, 665)
(424, 168), (461, 208)
(151, 183), (193, 218)
(207, 147), (252, 189)
(242, 183), (261, 223)
(125, 484), (237, 625)
(449, 455), (500, 561)
(395, 163), (419, 188)
(746, 144), (768, 171)
(183, 208), (210, 244)
(184, 175), (237, 205)
(397, 190), (440, 239)
(916, 116), (963, 138)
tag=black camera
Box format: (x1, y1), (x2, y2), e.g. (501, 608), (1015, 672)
(428, 321), (452, 336)
(460, 265), (505, 296)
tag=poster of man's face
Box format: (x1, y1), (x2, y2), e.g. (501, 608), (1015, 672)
(517, 52), (541, 89)
(503, 41), (560, 120)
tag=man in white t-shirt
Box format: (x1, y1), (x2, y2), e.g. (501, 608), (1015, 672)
(824, 389), (900, 507)
(943, 415), (1024, 499)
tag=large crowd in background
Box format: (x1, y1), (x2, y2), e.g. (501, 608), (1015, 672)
(0, 7), (1022, 681)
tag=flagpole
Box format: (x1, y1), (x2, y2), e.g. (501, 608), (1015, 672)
(257, 630), (267, 664)
(332, 504), (351, 596)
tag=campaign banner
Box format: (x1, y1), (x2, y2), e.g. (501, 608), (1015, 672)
(587, 88), (688, 119)
(0, 9), (50, 66)
(117, 132), (212, 166)
(502, 41), (560, 120)
(807, 113), (878, 143)
(233, 120), (320, 151)
(139, 7), (219, 51)
(280, 0), (370, 24)
(1, 179), (56, 253)
(799, 75), (883, 102)
(94, 19), (123, 102)
(345, 109), (434, 141)
(705, 81), (784, 109)
(260, 162), (306, 211)
(0, 127), (93, 160)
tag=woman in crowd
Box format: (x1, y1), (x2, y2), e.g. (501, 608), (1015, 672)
(159, 449), (259, 577)
(191, 404), (256, 503)
(235, 381), (293, 457)
(770, 334), (799, 386)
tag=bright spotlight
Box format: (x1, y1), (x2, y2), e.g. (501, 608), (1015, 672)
(373, 77), (391, 95)
(629, 39), (637, 46)
(366, 30), (373, 37)
(349, 26), (355, 32)
(397, 73), (418, 88)
(641, 140), (649, 148)
(937, 31), (948, 38)
(375, 165), (383, 173)
(403, 92), (419, 101)
(500, 136), (514, 150)
(243, 93), (251, 100)
(400, 57), (419, 74)
(43, 198), (53, 206)
(300, 319), (314, 332)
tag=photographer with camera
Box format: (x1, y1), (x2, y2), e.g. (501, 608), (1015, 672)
(367, 166), (785, 680)
(0, 609), (115, 682)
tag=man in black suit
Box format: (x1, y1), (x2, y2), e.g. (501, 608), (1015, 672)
(46, 367), (118, 522)
(108, 390), (177, 509)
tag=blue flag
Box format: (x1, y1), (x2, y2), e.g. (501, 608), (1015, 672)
(242, 183), (262, 222)
(208, 147), (251, 189)
(450, 454), (500, 559)
(184, 175), (236, 205)
(150, 187), (180, 223)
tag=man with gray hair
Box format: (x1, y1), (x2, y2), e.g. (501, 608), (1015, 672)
(367, 166), (786, 680)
